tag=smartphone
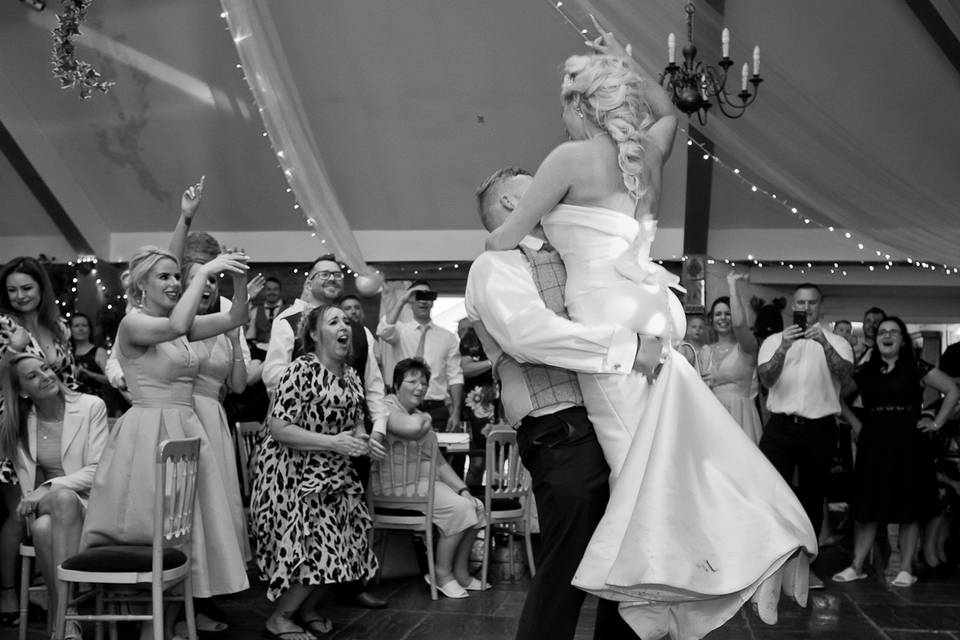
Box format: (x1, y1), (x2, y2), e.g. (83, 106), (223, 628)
(414, 290), (438, 301)
(792, 310), (807, 331)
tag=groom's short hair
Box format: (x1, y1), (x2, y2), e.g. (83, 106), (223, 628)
(475, 166), (532, 218)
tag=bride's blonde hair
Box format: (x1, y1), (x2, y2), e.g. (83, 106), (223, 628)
(561, 54), (654, 202)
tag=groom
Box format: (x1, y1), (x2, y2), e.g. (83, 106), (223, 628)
(466, 167), (659, 640)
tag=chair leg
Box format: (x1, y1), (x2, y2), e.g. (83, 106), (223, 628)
(53, 579), (69, 640)
(18, 553), (29, 640)
(508, 527), (516, 581)
(95, 590), (105, 640)
(525, 528), (536, 578)
(481, 522), (491, 589)
(425, 529), (437, 601)
(183, 573), (198, 640)
(151, 578), (164, 640)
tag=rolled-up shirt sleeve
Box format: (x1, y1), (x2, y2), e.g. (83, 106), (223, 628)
(262, 315), (295, 396)
(464, 251), (636, 375)
(362, 327), (388, 435)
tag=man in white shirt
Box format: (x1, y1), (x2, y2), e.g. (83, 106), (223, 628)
(261, 253), (389, 610)
(758, 283), (854, 587)
(377, 281), (463, 432)
(466, 166), (657, 640)
(245, 277), (288, 357)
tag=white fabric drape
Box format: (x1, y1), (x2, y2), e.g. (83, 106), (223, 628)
(569, 0), (960, 266)
(220, 0), (369, 273)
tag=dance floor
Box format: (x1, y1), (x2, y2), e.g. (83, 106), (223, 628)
(6, 545), (959, 639)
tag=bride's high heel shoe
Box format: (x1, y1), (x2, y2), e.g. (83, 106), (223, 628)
(781, 552), (810, 608)
(751, 570), (782, 625)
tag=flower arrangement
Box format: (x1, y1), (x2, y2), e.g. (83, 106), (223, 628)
(51, 0), (114, 99)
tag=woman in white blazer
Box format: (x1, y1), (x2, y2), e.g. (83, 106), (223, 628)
(1, 352), (108, 636)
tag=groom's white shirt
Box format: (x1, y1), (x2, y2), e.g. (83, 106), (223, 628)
(465, 236), (637, 380)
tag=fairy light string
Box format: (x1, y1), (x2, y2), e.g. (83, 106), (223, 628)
(542, 0), (959, 279)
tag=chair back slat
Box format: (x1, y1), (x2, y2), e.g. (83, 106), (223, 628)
(371, 437), (436, 502)
(154, 437), (202, 550)
(486, 430), (529, 500)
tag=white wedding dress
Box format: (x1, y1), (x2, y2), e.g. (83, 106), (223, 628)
(542, 204), (817, 640)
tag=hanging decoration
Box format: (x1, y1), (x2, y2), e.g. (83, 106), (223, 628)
(51, 0), (115, 99)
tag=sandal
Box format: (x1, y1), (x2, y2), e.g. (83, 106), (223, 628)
(889, 571), (917, 588)
(832, 566), (867, 583)
(300, 616), (333, 637)
(64, 620), (83, 640)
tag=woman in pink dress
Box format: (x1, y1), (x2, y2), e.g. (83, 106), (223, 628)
(700, 271), (763, 444)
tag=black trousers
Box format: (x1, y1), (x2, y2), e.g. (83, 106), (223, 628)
(759, 413), (838, 534)
(515, 407), (635, 640)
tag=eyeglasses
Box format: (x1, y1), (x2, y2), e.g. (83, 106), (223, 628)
(877, 329), (901, 337)
(310, 271), (344, 282)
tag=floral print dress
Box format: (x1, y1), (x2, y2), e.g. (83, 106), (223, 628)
(251, 353), (378, 601)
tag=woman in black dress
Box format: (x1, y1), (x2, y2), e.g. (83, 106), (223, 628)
(69, 312), (108, 398)
(832, 317), (958, 587)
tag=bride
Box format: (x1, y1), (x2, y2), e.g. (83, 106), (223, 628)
(485, 22), (817, 640)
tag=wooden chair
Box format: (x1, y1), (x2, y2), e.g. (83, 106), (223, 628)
(369, 436), (439, 600)
(233, 421), (264, 504)
(481, 430), (536, 587)
(17, 543), (49, 640)
(53, 437), (202, 640)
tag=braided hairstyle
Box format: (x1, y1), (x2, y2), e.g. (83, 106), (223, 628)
(561, 55), (654, 203)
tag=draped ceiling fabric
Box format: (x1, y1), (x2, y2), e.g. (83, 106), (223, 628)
(220, 0), (368, 273)
(0, 0), (958, 269)
(581, 0), (960, 266)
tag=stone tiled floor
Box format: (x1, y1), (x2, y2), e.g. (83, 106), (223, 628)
(5, 547), (959, 640)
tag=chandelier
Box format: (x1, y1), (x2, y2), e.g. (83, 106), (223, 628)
(659, 1), (762, 125)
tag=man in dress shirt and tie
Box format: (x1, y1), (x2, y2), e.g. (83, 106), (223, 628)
(466, 166), (658, 640)
(377, 281), (464, 432)
(261, 254), (389, 610)
(758, 284), (855, 588)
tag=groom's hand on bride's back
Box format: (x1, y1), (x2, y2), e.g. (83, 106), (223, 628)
(634, 334), (664, 379)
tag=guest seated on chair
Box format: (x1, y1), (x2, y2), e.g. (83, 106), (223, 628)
(383, 358), (487, 599)
(1, 352), (108, 640)
(252, 304), (381, 639)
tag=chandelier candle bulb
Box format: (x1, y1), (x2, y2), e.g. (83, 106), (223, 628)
(722, 28), (730, 58)
(668, 33), (676, 63)
(753, 46), (760, 75)
(741, 64), (748, 91)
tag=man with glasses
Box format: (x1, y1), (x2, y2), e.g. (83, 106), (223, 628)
(261, 253), (390, 610)
(757, 283), (854, 588)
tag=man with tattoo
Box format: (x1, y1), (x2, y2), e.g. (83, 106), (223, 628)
(756, 283), (854, 589)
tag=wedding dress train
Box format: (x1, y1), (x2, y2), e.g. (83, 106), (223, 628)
(542, 204), (817, 640)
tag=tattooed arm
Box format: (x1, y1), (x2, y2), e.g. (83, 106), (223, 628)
(758, 325), (802, 388)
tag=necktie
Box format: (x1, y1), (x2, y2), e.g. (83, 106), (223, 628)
(415, 324), (430, 359)
(266, 305), (276, 322)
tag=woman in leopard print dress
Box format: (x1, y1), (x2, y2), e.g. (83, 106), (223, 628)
(252, 304), (378, 639)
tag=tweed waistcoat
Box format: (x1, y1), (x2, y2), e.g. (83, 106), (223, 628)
(479, 245), (582, 427)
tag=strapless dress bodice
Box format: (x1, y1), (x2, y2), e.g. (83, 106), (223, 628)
(542, 204), (684, 340)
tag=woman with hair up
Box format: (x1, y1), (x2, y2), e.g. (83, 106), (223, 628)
(484, 20), (815, 639)
(0, 255), (77, 625)
(252, 304), (378, 639)
(80, 245), (251, 638)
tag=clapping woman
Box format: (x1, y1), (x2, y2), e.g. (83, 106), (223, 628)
(80, 246), (251, 640)
(252, 304), (378, 640)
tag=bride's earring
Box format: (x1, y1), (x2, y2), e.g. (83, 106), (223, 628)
(575, 107), (585, 119)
